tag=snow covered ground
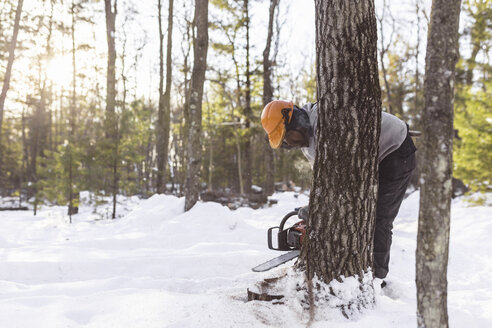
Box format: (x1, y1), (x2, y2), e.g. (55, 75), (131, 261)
(0, 191), (491, 327)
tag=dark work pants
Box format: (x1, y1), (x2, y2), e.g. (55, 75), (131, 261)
(374, 131), (417, 279)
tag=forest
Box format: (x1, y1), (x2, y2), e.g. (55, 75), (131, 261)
(0, 0), (490, 217)
(1, 0), (491, 327)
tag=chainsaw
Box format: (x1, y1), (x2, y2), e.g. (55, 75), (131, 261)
(252, 209), (307, 272)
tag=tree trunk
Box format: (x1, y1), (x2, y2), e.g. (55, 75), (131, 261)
(180, 16), (193, 197)
(232, 49), (244, 195)
(410, 0), (423, 189)
(20, 108), (27, 205)
(163, 0), (174, 189)
(243, 0), (252, 194)
(262, 0), (278, 196)
(0, 0), (23, 144)
(184, 0), (209, 211)
(206, 101), (213, 191)
(301, 0), (381, 290)
(156, 0), (174, 193)
(68, 0), (79, 220)
(145, 130), (153, 196)
(156, 0), (165, 193)
(416, 0), (461, 327)
(104, 0), (117, 137)
(104, 0), (118, 218)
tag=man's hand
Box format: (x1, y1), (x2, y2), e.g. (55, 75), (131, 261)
(298, 205), (309, 222)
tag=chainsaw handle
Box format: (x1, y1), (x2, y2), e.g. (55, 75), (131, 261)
(268, 227), (279, 250)
(268, 226), (292, 251)
(279, 210), (299, 231)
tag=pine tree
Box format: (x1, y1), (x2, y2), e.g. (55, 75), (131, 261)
(453, 84), (492, 192)
(453, 0), (491, 192)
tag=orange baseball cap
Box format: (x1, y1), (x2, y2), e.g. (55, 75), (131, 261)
(261, 100), (294, 149)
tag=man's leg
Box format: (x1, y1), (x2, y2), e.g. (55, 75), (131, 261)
(373, 134), (416, 279)
(373, 172), (412, 278)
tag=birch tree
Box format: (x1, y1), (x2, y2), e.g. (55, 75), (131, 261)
(416, 0), (462, 326)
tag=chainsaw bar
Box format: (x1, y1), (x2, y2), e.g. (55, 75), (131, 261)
(252, 250), (300, 272)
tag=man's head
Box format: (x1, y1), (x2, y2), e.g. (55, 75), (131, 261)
(261, 100), (310, 149)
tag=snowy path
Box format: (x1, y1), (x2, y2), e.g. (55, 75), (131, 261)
(0, 192), (491, 327)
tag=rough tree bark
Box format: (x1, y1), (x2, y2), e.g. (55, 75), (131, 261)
(262, 0), (279, 196)
(416, 0), (461, 327)
(156, 0), (174, 193)
(301, 0), (381, 288)
(184, 0), (209, 211)
(0, 0), (24, 145)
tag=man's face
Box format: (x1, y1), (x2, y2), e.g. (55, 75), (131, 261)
(284, 129), (309, 148)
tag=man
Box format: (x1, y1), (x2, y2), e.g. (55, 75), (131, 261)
(261, 100), (416, 284)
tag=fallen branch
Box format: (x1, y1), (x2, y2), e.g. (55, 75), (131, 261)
(0, 207), (29, 211)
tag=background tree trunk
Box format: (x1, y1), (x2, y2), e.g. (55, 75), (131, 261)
(156, 0), (173, 193)
(156, 0), (165, 193)
(163, 0), (174, 190)
(184, 0), (209, 211)
(104, 0), (118, 219)
(416, 0), (461, 327)
(243, 0), (252, 194)
(0, 0), (23, 143)
(302, 0), (381, 287)
(0, 0), (23, 156)
(262, 0), (279, 196)
(68, 0), (79, 220)
(104, 0), (117, 138)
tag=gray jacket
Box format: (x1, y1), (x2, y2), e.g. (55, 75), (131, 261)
(300, 103), (407, 167)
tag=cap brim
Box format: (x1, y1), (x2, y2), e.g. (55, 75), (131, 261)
(268, 123), (286, 149)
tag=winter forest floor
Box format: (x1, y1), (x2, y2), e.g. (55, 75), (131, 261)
(0, 191), (491, 327)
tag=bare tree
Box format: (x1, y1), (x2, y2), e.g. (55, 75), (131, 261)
(104, 0), (118, 219)
(301, 0), (381, 311)
(184, 0), (209, 211)
(0, 0), (23, 144)
(416, 0), (462, 327)
(68, 0), (78, 221)
(174, 4), (193, 196)
(156, 0), (174, 193)
(242, 0), (252, 194)
(376, 0), (396, 115)
(262, 0), (279, 195)
(104, 0), (117, 131)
